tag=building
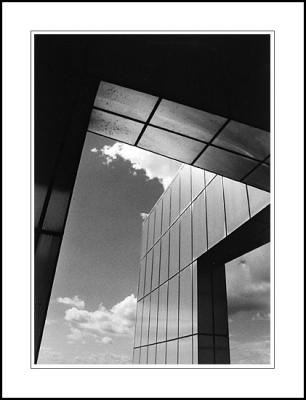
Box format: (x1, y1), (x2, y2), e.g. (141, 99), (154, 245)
(133, 164), (270, 364)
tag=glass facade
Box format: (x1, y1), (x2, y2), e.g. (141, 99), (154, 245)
(133, 163), (270, 364)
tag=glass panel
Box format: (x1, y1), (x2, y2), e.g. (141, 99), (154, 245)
(243, 164), (270, 192)
(180, 208), (192, 270)
(141, 218), (148, 257)
(179, 265), (193, 337)
(178, 336), (193, 364)
(169, 221), (180, 279)
(138, 258), (146, 300)
(141, 296), (150, 346)
(247, 185), (270, 217)
(159, 232), (169, 285)
(138, 126), (206, 164)
(156, 342), (166, 364)
(193, 334), (198, 364)
(147, 344), (156, 364)
(170, 176), (180, 224)
(194, 146), (258, 181)
(191, 166), (205, 200)
(94, 81), (158, 122)
(133, 347), (140, 364)
(166, 340), (178, 364)
(223, 177), (250, 235)
(134, 300), (143, 348)
(148, 290), (158, 345)
(144, 250), (153, 296)
(180, 165), (191, 212)
(192, 262), (198, 334)
(88, 109), (143, 145)
(215, 336), (230, 364)
(151, 99), (227, 142)
(192, 191), (207, 260)
(147, 210), (155, 251)
(213, 119), (270, 161)
(151, 242), (161, 291)
(154, 200), (162, 243)
(140, 346), (148, 364)
(43, 189), (70, 232)
(161, 189), (171, 235)
(157, 283), (168, 343)
(205, 171), (216, 187)
(198, 335), (214, 364)
(206, 175), (226, 249)
(167, 275), (179, 340)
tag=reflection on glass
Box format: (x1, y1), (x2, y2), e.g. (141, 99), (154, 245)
(134, 300), (143, 347)
(138, 258), (146, 299)
(160, 232), (169, 285)
(192, 262), (198, 334)
(154, 200), (162, 243)
(141, 218), (148, 257)
(191, 166), (205, 200)
(141, 296), (150, 346)
(156, 342), (166, 364)
(193, 334), (198, 364)
(133, 347), (140, 364)
(151, 242), (161, 291)
(192, 191), (207, 260)
(167, 275), (179, 340)
(206, 175), (226, 248)
(223, 178), (249, 234)
(169, 221), (180, 279)
(179, 265), (193, 337)
(180, 165), (191, 212)
(170, 176), (180, 224)
(147, 344), (156, 364)
(148, 290), (158, 344)
(247, 185), (270, 217)
(157, 283), (168, 343)
(198, 335), (214, 364)
(144, 250), (153, 296)
(162, 189), (171, 234)
(140, 346), (148, 364)
(166, 340), (178, 364)
(180, 208), (192, 270)
(147, 210), (155, 251)
(178, 336), (193, 364)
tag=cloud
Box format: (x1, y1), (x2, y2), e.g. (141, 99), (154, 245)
(73, 352), (131, 364)
(57, 295), (85, 309)
(140, 212), (149, 220)
(92, 142), (181, 189)
(64, 294), (137, 343)
(251, 312), (270, 321)
(38, 347), (66, 364)
(229, 339), (270, 364)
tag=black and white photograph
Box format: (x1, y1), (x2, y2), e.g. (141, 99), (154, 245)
(2, 3), (304, 398)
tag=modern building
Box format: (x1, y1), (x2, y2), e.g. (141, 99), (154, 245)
(34, 34), (270, 363)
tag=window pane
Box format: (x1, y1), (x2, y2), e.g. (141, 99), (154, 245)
(144, 250), (153, 296)
(147, 344), (156, 364)
(198, 335), (214, 364)
(191, 166), (205, 200)
(138, 126), (206, 164)
(160, 232), (169, 285)
(180, 165), (191, 212)
(134, 300), (143, 348)
(180, 208), (192, 270)
(148, 290), (158, 344)
(156, 342), (166, 364)
(166, 340), (178, 364)
(170, 176), (180, 224)
(94, 81), (158, 122)
(147, 210), (155, 251)
(192, 191), (207, 260)
(206, 175), (226, 249)
(247, 185), (270, 217)
(138, 258), (146, 300)
(140, 346), (148, 364)
(88, 109), (143, 145)
(179, 265), (193, 337)
(154, 200), (162, 243)
(167, 275), (179, 340)
(192, 262), (198, 334)
(141, 296), (150, 346)
(178, 336), (193, 364)
(151, 242), (161, 291)
(169, 221), (180, 279)
(161, 189), (171, 234)
(157, 283), (168, 343)
(151, 99), (227, 142)
(133, 347), (140, 364)
(223, 177), (250, 234)
(141, 218), (148, 257)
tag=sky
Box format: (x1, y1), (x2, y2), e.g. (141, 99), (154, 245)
(38, 131), (270, 365)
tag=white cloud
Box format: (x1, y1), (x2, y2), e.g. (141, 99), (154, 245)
(90, 147), (98, 153)
(140, 212), (149, 220)
(251, 312), (270, 321)
(57, 295), (85, 309)
(38, 347), (66, 364)
(100, 336), (113, 344)
(64, 294), (137, 343)
(73, 352), (131, 364)
(94, 142), (181, 189)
